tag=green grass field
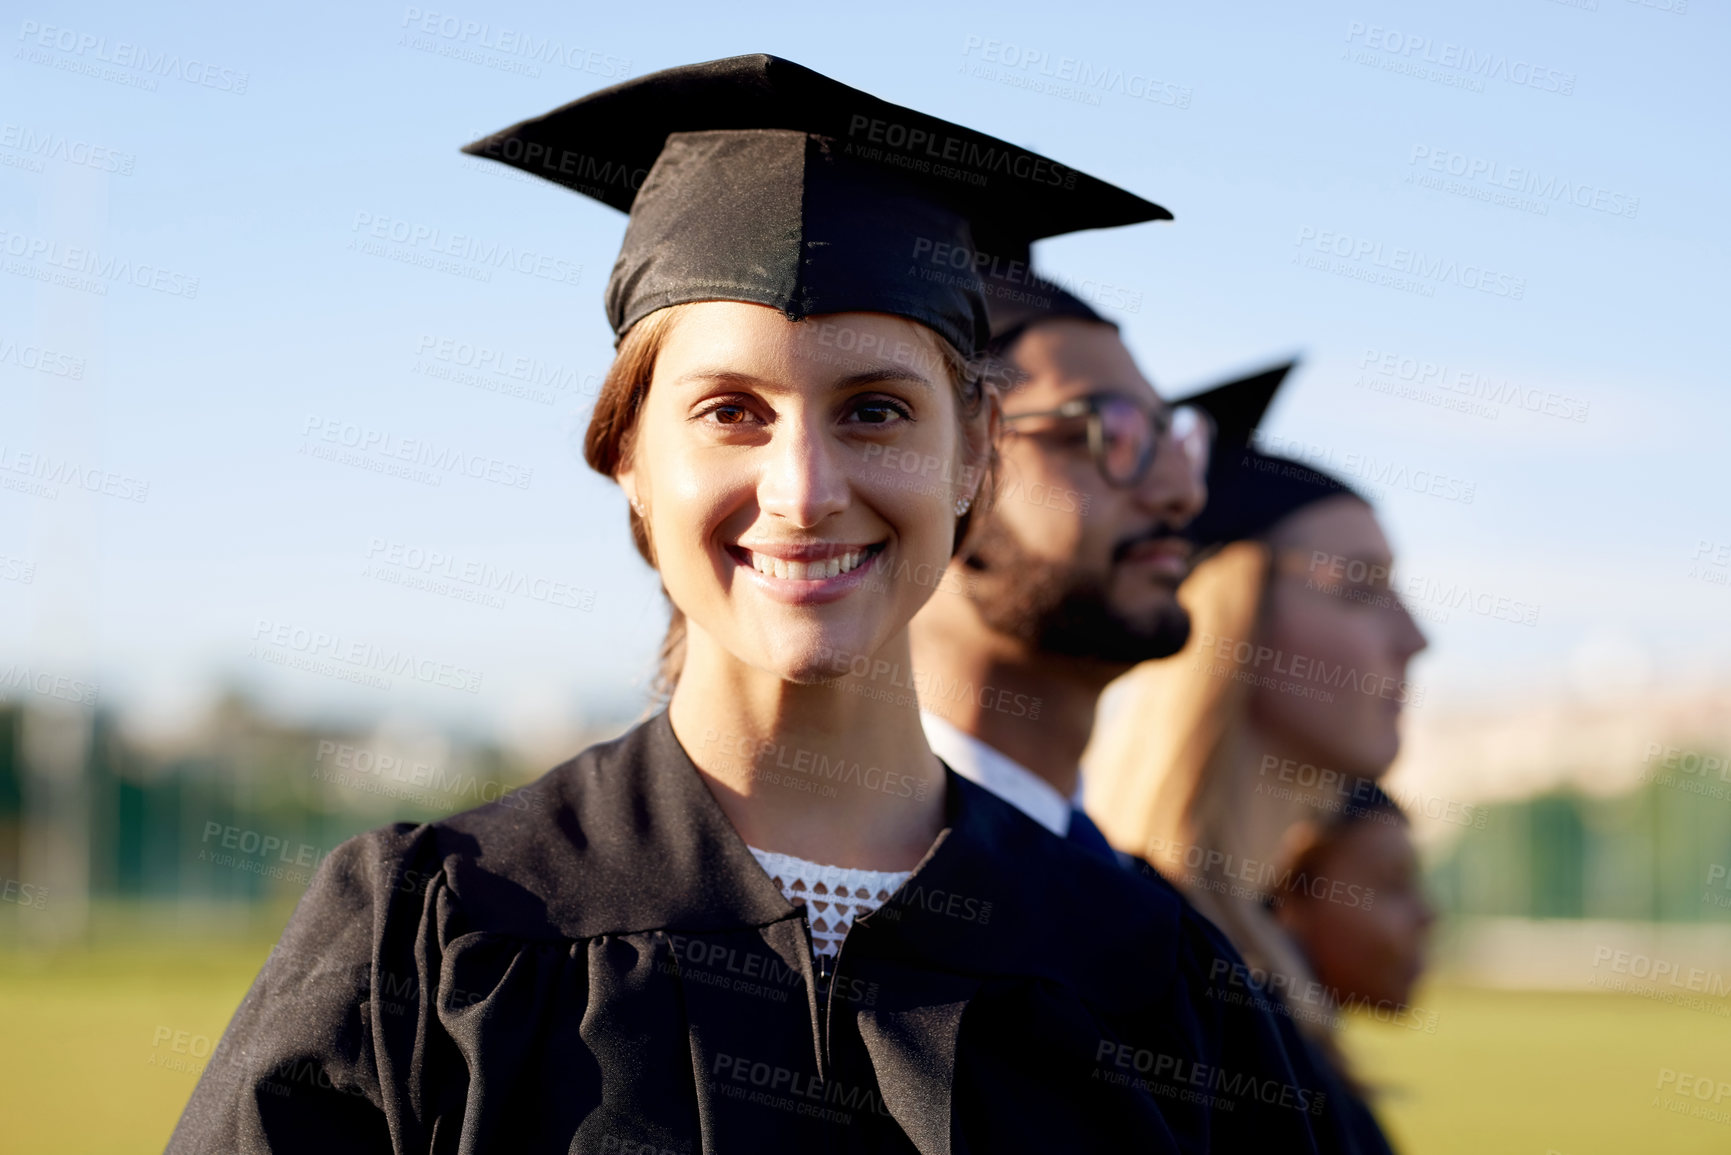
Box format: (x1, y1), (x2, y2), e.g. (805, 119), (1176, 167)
(1341, 986), (1731, 1154)
(4, 927), (1728, 1154)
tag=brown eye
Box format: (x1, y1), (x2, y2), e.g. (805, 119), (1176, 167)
(696, 399), (760, 427)
(849, 398), (913, 426)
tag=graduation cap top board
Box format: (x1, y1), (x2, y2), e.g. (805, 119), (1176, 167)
(463, 54), (1171, 356)
(1173, 361), (1358, 549)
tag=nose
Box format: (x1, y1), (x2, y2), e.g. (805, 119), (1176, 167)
(1389, 592), (1430, 662)
(1132, 424), (1206, 528)
(755, 414), (850, 529)
(1415, 890), (1438, 934)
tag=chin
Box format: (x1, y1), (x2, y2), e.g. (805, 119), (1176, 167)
(774, 655), (856, 687)
(1321, 725), (1400, 781)
(1117, 604), (1193, 662)
(1115, 583), (1183, 620)
(753, 627), (892, 687)
(1367, 729), (1403, 775)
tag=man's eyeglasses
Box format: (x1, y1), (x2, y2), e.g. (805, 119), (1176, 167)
(1001, 394), (1213, 488)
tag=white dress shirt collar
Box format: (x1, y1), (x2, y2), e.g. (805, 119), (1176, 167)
(920, 711), (1083, 837)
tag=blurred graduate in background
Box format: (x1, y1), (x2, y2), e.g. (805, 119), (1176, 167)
(1086, 429), (1432, 1153)
(909, 240), (1351, 1145)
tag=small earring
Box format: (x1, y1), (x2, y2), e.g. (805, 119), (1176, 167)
(955, 495), (973, 517)
(629, 496), (643, 516)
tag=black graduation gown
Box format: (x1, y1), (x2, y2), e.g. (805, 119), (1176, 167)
(1121, 853), (1398, 1155)
(1327, 1081), (1399, 1155)
(1281, 1005), (1400, 1155)
(166, 713), (1321, 1154)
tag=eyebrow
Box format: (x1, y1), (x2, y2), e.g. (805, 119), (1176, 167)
(1338, 555), (1396, 574)
(671, 365), (938, 394)
(1274, 549), (1394, 576)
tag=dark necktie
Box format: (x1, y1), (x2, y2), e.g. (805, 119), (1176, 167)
(1065, 808), (1119, 864)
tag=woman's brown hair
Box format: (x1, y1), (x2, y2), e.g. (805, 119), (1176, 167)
(583, 303), (998, 700)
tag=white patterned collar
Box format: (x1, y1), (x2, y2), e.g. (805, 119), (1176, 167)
(920, 711), (1083, 838)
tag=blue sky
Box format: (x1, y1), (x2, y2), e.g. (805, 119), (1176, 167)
(3, 0), (1726, 741)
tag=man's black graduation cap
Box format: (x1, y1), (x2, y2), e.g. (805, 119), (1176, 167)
(1173, 361), (1357, 548)
(971, 230), (1124, 354)
(462, 54), (1171, 356)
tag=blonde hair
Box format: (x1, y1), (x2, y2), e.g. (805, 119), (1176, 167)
(1086, 541), (1350, 1069)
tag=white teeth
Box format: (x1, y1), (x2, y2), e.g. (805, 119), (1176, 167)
(744, 548), (871, 580)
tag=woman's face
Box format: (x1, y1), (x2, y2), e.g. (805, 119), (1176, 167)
(621, 302), (976, 684)
(1251, 497), (1427, 779)
(1277, 818), (1434, 1010)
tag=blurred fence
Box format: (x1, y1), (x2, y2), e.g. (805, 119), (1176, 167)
(3, 694), (1729, 960)
(0, 694), (623, 943)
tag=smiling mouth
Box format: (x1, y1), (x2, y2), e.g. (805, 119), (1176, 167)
(1115, 535), (1194, 567)
(726, 542), (887, 581)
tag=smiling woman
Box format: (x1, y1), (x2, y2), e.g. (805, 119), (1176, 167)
(585, 300), (991, 697)
(164, 54), (1320, 1154)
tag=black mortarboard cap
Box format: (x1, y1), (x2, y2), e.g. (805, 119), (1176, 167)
(462, 54), (1171, 356)
(968, 231), (1131, 354)
(1174, 361), (1358, 548)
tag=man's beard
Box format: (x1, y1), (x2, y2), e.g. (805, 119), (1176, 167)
(960, 516), (1191, 664)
